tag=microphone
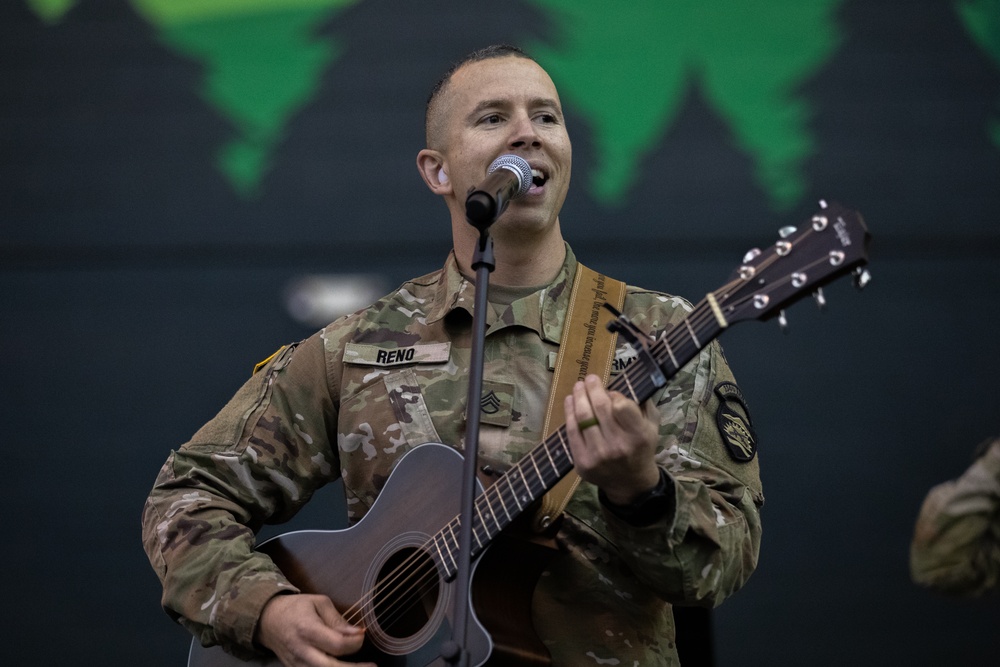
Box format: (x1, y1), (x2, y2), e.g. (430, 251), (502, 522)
(465, 154), (533, 229)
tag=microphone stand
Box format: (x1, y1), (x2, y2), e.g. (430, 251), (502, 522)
(441, 226), (495, 667)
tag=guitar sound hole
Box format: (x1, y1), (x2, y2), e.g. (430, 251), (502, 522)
(372, 547), (441, 640)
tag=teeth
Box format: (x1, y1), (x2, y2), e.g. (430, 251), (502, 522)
(531, 169), (544, 179)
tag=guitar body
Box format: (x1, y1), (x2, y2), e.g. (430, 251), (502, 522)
(188, 443), (497, 667)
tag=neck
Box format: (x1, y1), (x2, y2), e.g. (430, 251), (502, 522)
(452, 220), (566, 287)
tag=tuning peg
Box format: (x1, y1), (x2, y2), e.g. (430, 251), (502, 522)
(778, 226), (797, 239)
(813, 288), (827, 310)
(853, 267), (872, 290)
(778, 310), (790, 334)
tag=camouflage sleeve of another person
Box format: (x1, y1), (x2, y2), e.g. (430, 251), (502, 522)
(140, 331), (340, 656)
(910, 438), (1000, 596)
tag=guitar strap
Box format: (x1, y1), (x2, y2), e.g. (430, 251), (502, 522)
(531, 263), (626, 533)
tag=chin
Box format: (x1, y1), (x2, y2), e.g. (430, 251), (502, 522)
(494, 212), (558, 239)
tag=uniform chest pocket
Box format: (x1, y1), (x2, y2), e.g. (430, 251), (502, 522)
(382, 368), (443, 446)
(342, 342), (452, 451)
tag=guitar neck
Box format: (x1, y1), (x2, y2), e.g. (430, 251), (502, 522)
(429, 297), (726, 580)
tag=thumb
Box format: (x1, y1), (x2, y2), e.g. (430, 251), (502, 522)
(312, 595), (364, 634)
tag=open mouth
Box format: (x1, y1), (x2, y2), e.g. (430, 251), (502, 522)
(530, 168), (548, 188)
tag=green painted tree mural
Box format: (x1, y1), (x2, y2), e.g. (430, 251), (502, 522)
(26, 0), (75, 23)
(27, 0), (359, 197)
(956, 0), (1000, 146)
(130, 0), (360, 196)
(25, 0), (848, 210)
(525, 0), (843, 211)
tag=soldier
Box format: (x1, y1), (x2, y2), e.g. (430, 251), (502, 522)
(142, 44), (764, 666)
(911, 437), (1000, 596)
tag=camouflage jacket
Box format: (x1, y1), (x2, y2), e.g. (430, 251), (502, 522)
(142, 245), (764, 666)
(911, 437), (1000, 596)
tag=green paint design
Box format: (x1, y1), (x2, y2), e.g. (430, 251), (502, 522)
(25, 0), (77, 23)
(525, 0), (842, 211)
(29, 1), (850, 209)
(131, 0), (360, 197)
(956, 0), (1000, 147)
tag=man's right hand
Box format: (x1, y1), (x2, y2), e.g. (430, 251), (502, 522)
(256, 594), (375, 667)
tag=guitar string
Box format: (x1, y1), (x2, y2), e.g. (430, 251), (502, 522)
(333, 230), (823, 634)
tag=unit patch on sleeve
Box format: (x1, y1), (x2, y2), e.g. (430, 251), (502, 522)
(252, 345), (286, 375)
(714, 381), (757, 462)
(610, 343), (638, 376)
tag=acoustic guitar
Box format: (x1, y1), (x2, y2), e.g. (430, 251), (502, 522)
(188, 201), (871, 666)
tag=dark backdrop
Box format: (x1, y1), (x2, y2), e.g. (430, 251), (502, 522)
(3, 1), (998, 665)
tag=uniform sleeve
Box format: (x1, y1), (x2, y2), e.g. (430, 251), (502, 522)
(140, 331), (341, 656)
(910, 438), (1000, 597)
(602, 339), (764, 608)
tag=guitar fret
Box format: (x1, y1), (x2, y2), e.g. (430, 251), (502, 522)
(545, 432), (569, 477)
(472, 503), (486, 547)
(544, 447), (561, 483)
(684, 319), (701, 348)
(472, 515), (487, 548)
(516, 467), (533, 506)
(661, 337), (679, 370)
(621, 371), (638, 402)
(527, 451), (544, 488)
(506, 475), (524, 511)
(556, 429), (572, 460)
(542, 442), (557, 476)
(493, 486), (513, 522)
(444, 523), (459, 573)
(554, 436), (572, 470)
(483, 493), (501, 533)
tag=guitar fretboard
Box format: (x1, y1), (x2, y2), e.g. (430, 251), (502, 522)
(428, 297), (729, 579)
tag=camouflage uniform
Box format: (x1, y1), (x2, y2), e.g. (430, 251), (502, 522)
(910, 437), (1000, 597)
(142, 245), (764, 666)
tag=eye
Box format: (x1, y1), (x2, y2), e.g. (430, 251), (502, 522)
(480, 113), (503, 125)
(536, 112), (559, 124)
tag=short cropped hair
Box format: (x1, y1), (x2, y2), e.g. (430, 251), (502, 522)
(424, 44), (536, 148)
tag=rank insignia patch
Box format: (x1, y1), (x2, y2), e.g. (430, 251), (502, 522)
(715, 381), (757, 462)
(479, 380), (514, 428)
(480, 391), (501, 415)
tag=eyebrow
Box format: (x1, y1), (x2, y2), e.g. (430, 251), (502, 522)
(467, 97), (562, 119)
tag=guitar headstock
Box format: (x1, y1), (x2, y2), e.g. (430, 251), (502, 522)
(712, 200), (871, 326)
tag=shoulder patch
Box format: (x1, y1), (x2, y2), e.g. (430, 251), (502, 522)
(715, 381), (757, 462)
(610, 343), (639, 375)
(252, 345), (286, 375)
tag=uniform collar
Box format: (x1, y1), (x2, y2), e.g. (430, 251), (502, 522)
(427, 244), (578, 345)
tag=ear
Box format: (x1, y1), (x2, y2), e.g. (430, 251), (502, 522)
(416, 149), (452, 196)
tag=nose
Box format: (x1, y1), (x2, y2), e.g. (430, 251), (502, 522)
(508, 112), (541, 149)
